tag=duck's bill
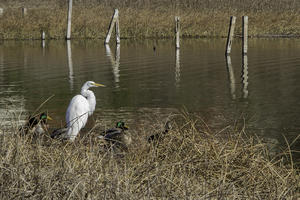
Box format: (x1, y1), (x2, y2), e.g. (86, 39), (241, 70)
(93, 83), (106, 87)
(124, 125), (129, 130)
(47, 116), (53, 120)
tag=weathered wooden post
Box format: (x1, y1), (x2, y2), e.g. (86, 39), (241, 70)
(22, 7), (27, 17)
(225, 55), (236, 99)
(115, 17), (120, 44)
(225, 16), (236, 55)
(67, 40), (74, 91)
(0, 8), (3, 16)
(105, 9), (120, 44)
(242, 55), (248, 98)
(105, 44), (112, 57)
(41, 31), (45, 40)
(66, 0), (73, 40)
(175, 16), (180, 49)
(41, 31), (46, 49)
(242, 16), (248, 55)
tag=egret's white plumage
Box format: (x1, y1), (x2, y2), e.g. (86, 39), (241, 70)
(65, 81), (105, 141)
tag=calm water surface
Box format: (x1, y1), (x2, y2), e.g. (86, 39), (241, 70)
(0, 39), (300, 159)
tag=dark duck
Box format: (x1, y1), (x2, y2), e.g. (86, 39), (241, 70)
(19, 112), (52, 135)
(98, 121), (132, 148)
(148, 121), (172, 143)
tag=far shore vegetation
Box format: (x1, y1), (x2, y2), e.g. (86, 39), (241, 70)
(0, 0), (300, 40)
(0, 110), (299, 198)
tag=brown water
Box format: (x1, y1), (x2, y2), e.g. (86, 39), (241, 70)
(0, 38), (300, 160)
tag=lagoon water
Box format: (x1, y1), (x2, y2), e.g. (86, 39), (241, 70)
(0, 38), (300, 159)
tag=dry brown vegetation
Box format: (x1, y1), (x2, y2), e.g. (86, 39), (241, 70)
(0, 0), (300, 39)
(0, 110), (299, 199)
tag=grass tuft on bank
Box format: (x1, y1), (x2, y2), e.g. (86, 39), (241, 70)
(0, 111), (299, 199)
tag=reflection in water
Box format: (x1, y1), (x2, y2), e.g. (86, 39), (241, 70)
(0, 46), (26, 128)
(42, 40), (45, 49)
(1, 39), (300, 161)
(225, 55), (236, 99)
(105, 44), (120, 88)
(0, 47), (3, 83)
(175, 48), (180, 87)
(67, 40), (74, 91)
(242, 55), (248, 98)
(41, 40), (46, 56)
(23, 47), (28, 70)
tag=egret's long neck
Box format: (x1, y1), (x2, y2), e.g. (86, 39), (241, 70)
(81, 87), (96, 115)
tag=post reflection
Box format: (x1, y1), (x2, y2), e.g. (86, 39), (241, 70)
(105, 44), (120, 88)
(41, 40), (46, 56)
(225, 55), (236, 99)
(242, 55), (248, 98)
(42, 40), (45, 49)
(0, 47), (3, 84)
(175, 48), (180, 87)
(67, 40), (74, 91)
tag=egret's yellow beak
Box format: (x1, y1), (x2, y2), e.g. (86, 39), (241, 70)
(93, 83), (106, 87)
(47, 116), (53, 120)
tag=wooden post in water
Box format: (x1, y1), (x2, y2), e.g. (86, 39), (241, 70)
(22, 7), (27, 17)
(0, 8), (3, 16)
(67, 40), (74, 91)
(175, 16), (180, 49)
(66, 0), (73, 40)
(115, 16), (120, 44)
(41, 31), (45, 40)
(41, 31), (46, 49)
(225, 16), (236, 55)
(242, 16), (248, 55)
(105, 9), (119, 44)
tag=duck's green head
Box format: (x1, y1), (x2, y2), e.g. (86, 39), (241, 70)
(116, 121), (128, 130)
(40, 112), (53, 122)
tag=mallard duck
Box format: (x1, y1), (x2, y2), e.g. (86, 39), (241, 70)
(50, 127), (68, 140)
(19, 112), (52, 135)
(98, 121), (132, 148)
(148, 121), (172, 143)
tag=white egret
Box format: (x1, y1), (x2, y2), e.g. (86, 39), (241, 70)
(65, 81), (105, 141)
(19, 112), (53, 135)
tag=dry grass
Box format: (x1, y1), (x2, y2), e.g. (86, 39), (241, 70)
(0, 110), (299, 199)
(0, 0), (300, 39)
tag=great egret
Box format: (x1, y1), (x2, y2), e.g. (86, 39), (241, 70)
(148, 121), (172, 143)
(98, 121), (132, 148)
(19, 112), (52, 135)
(65, 81), (105, 141)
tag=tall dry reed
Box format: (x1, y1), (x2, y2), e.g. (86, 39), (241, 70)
(0, 111), (299, 199)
